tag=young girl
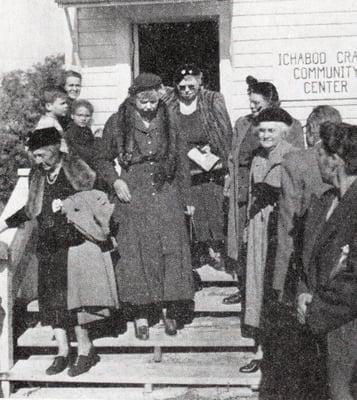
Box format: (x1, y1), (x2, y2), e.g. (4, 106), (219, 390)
(65, 100), (99, 166)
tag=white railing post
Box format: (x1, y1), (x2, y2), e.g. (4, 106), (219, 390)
(0, 169), (30, 397)
(0, 250), (13, 398)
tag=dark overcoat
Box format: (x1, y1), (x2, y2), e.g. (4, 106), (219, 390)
(6, 151), (118, 327)
(98, 104), (194, 305)
(301, 182), (357, 399)
(272, 146), (331, 297)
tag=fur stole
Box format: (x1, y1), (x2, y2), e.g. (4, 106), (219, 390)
(116, 97), (171, 168)
(25, 150), (96, 219)
(113, 98), (177, 185)
(162, 88), (232, 163)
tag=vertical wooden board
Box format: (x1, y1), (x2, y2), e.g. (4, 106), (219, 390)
(232, 0), (357, 16)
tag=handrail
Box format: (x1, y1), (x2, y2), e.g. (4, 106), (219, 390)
(0, 169), (31, 397)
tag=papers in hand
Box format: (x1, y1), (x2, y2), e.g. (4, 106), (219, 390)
(188, 147), (220, 172)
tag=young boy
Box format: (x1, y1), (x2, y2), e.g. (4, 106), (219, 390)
(36, 87), (69, 133)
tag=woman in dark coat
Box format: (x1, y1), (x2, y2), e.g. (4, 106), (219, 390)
(98, 73), (195, 339)
(0, 128), (118, 377)
(162, 64), (233, 267)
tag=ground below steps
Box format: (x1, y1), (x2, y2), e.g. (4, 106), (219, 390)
(12, 387), (258, 400)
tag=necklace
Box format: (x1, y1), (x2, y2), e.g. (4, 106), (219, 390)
(46, 173), (59, 185)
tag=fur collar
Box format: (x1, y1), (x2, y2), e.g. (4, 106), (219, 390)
(25, 150), (96, 219)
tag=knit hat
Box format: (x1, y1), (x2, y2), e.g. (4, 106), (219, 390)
(128, 73), (162, 96)
(253, 107), (293, 127)
(26, 127), (62, 151)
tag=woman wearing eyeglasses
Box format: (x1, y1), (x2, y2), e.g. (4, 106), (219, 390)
(162, 64), (233, 268)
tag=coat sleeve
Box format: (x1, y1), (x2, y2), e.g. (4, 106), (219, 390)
(95, 113), (122, 188)
(273, 155), (305, 296)
(212, 92), (233, 151)
(306, 228), (357, 335)
(172, 115), (192, 207)
(5, 207), (30, 228)
(286, 119), (305, 149)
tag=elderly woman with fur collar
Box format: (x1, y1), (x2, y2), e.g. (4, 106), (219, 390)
(241, 108), (298, 373)
(99, 73), (195, 340)
(0, 127), (119, 377)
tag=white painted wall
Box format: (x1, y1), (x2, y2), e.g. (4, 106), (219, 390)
(76, 1), (233, 130)
(71, 0), (357, 128)
(0, 0), (70, 74)
(230, 0), (357, 124)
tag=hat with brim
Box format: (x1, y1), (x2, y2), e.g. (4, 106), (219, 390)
(254, 107), (293, 127)
(128, 73), (162, 96)
(26, 127), (62, 152)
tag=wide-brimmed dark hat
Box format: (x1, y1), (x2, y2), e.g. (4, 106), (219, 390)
(128, 73), (162, 96)
(26, 127), (62, 151)
(253, 107), (293, 126)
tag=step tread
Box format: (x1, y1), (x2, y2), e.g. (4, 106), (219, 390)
(18, 317), (254, 348)
(12, 387), (258, 399)
(196, 265), (235, 282)
(7, 354), (261, 386)
(27, 287), (241, 314)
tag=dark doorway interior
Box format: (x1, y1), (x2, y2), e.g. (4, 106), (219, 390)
(138, 20), (220, 91)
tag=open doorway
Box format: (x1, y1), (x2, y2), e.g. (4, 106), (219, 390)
(138, 20), (220, 91)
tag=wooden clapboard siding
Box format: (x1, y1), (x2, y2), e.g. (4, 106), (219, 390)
(76, 6), (131, 128)
(75, 1), (357, 127)
(230, 0), (357, 124)
(77, 6), (119, 66)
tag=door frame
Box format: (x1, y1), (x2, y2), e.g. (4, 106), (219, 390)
(129, 0), (232, 104)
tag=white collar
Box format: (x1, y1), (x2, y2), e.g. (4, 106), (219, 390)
(179, 98), (198, 115)
(47, 161), (62, 182)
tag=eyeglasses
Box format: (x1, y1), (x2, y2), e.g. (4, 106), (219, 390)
(178, 85), (196, 91)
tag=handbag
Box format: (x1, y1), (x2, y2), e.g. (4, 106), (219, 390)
(186, 214), (209, 269)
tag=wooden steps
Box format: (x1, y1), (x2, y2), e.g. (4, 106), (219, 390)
(3, 265), (261, 397)
(18, 316), (253, 348)
(12, 387), (259, 399)
(8, 353), (260, 387)
(27, 286), (241, 314)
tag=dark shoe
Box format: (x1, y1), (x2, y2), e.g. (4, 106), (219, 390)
(223, 291), (242, 305)
(46, 356), (70, 375)
(134, 321), (149, 340)
(67, 348), (100, 377)
(239, 359), (261, 373)
(164, 318), (177, 336)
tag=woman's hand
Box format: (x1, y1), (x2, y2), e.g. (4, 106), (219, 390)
(113, 179), (132, 203)
(223, 174), (231, 197)
(297, 293), (313, 324)
(200, 144), (211, 154)
(0, 220), (9, 235)
(185, 206), (195, 216)
(52, 199), (63, 213)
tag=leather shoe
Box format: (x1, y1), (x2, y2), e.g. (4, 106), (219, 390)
(134, 322), (149, 340)
(164, 318), (177, 336)
(223, 291), (242, 305)
(239, 359), (261, 373)
(67, 348), (100, 377)
(46, 356), (70, 375)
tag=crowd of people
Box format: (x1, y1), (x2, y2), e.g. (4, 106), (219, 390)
(0, 65), (356, 399)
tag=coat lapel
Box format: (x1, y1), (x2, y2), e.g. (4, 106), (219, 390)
(317, 179), (357, 246)
(309, 179), (357, 267)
